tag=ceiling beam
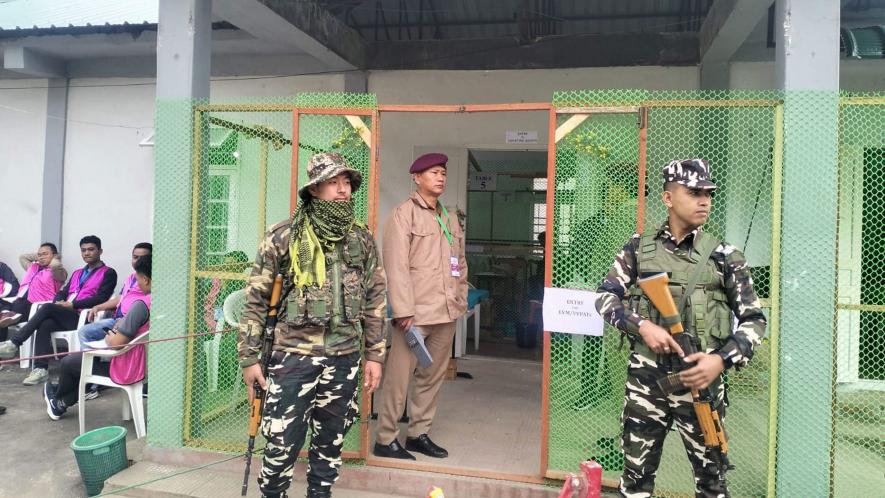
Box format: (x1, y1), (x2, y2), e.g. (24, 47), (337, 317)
(368, 32), (698, 70)
(700, 0), (773, 63)
(212, 0), (366, 70)
(3, 46), (66, 78)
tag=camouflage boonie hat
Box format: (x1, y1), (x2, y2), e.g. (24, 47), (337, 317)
(662, 158), (717, 190)
(298, 152), (363, 201)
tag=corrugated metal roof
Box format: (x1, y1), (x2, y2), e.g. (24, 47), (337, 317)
(0, 0), (157, 30)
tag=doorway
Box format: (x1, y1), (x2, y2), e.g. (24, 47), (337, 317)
(463, 149), (547, 362)
(365, 104), (553, 483)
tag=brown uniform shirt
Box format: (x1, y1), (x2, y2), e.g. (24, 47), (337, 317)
(383, 192), (468, 325)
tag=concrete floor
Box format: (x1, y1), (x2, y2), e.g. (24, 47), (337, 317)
(370, 355), (542, 477)
(0, 362), (143, 498)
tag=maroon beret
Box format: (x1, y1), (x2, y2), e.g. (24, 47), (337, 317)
(409, 153), (448, 174)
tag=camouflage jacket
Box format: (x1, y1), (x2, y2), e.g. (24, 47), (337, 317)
(594, 221), (766, 369)
(237, 220), (387, 368)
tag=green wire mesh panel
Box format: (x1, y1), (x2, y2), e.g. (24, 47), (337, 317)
(548, 112), (638, 477)
(181, 94), (376, 455)
(549, 90), (780, 498)
(834, 95), (885, 496)
(185, 105), (296, 452)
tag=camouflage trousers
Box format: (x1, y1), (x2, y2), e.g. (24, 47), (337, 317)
(259, 351), (360, 498)
(619, 352), (729, 498)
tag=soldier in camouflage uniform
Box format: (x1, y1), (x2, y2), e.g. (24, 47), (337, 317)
(238, 152), (387, 498)
(594, 159), (767, 498)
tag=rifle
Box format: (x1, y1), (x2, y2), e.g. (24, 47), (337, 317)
(636, 272), (732, 485)
(242, 274), (284, 496)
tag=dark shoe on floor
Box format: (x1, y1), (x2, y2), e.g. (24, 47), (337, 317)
(43, 382), (66, 420)
(373, 440), (416, 460)
(306, 488), (331, 498)
(0, 405), (6, 415)
(405, 434), (448, 458)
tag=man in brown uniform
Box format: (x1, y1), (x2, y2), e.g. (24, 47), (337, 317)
(373, 153), (468, 460)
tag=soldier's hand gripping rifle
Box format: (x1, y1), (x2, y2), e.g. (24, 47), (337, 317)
(242, 274), (284, 496)
(636, 272), (732, 484)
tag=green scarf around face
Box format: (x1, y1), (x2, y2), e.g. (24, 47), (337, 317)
(289, 198), (355, 289)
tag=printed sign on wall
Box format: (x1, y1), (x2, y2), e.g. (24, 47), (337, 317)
(469, 172), (498, 191)
(542, 287), (604, 336)
(506, 130), (539, 144)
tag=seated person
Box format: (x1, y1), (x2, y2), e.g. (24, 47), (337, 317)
(0, 261), (20, 341)
(0, 243), (67, 330)
(79, 242), (152, 347)
(0, 235), (117, 385)
(44, 255), (151, 421)
(0, 261), (20, 299)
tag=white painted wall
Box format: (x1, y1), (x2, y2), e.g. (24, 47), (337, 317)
(61, 77), (156, 279)
(730, 60), (885, 91)
(0, 79), (48, 277)
(210, 74), (346, 99)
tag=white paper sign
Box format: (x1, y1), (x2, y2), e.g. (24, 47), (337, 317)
(506, 130), (539, 144)
(469, 172), (498, 191)
(542, 287), (604, 336)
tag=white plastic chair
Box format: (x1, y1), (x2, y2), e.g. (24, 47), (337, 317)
(50, 309), (90, 359)
(204, 289), (247, 392)
(78, 331), (150, 438)
(11, 301), (50, 369)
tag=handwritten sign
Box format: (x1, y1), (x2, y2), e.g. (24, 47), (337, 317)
(542, 287), (604, 336)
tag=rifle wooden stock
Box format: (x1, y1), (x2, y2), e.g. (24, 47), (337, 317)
(637, 273), (683, 334)
(242, 274), (284, 496)
(635, 272), (730, 473)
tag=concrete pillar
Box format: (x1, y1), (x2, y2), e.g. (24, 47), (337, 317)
(41, 79), (68, 246)
(343, 71), (368, 93)
(699, 61), (729, 91)
(150, 0), (211, 448)
(774, 0), (840, 496)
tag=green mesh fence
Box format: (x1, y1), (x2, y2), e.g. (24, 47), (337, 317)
(834, 94), (885, 497)
(154, 94), (376, 456)
(549, 90), (781, 497)
(150, 90), (884, 497)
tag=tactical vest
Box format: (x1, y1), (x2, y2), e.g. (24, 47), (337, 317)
(627, 228), (733, 358)
(284, 228), (369, 330)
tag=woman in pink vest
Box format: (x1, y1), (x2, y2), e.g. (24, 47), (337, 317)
(44, 254), (151, 421)
(0, 243), (67, 330)
(0, 235), (117, 386)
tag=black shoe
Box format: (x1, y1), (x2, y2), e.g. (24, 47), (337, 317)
(405, 434), (448, 458)
(306, 489), (331, 498)
(373, 440), (416, 460)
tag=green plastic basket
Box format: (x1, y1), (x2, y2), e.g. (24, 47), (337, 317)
(71, 426), (129, 496)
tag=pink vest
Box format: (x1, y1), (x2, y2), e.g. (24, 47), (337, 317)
(116, 274), (148, 319)
(20, 263), (63, 303)
(109, 297), (152, 385)
(66, 264), (110, 304)
(122, 293), (152, 335)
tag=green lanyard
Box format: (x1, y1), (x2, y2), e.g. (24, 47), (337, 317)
(435, 204), (454, 247)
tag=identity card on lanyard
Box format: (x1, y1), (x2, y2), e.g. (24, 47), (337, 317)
(435, 204), (461, 278)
